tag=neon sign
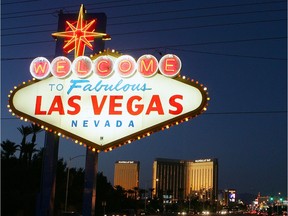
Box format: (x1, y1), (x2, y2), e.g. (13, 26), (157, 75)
(7, 5), (209, 152)
(51, 4), (109, 58)
(30, 54), (181, 79)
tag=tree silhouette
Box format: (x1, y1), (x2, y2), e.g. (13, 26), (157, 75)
(26, 142), (39, 164)
(133, 186), (139, 200)
(30, 123), (42, 145)
(1, 139), (19, 159)
(17, 125), (32, 160)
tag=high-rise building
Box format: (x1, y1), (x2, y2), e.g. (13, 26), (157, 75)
(186, 159), (218, 201)
(114, 160), (140, 191)
(152, 158), (186, 202)
(152, 158), (218, 202)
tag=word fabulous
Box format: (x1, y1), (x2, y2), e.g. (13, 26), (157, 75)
(30, 54), (182, 80)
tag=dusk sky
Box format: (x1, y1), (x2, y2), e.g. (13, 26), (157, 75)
(1, 0), (287, 198)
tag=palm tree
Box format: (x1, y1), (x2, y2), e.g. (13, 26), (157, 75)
(127, 189), (134, 198)
(30, 123), (42, 145)
(114, 185), (127, 198)
(26, 142), (39, 164)
(28, 124), (42, 164)
(1, 139), (19, 159)
(149, 188), (155, 199)
(133, 187), (139, 200)
(17, 125), (32, 159)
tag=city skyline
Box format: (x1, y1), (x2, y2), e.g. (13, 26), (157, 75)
(1, 0), (286, 198)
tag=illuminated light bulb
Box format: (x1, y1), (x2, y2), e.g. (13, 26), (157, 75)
(112, 49), (115, 53)
(83, 144), (86, 147)
(128, 140), (131, 144)
(109, 147), (112, 151)
(137, 136), (141, 140)
(147, 133), (150, 136)
(196, 81), (199, 84)
(204, 87), (207, 91)
(182, 76), (186, 79)
(103, 34), (111, 41)
(45, 127), (48, 130)
(10, 90), (13, 93)
(57, 132), (61, 136)
(14, 86), (17, 89)
(166, 125), (169, 129)
(12, 113), (15, 116)
(207, 97), (210, 101)
(185, 118), (189, 121)
(23, 82), (26, 84)
(203, 107), (207, 111)
(41, 125), (44, 129)
(97, 150), (100, 153)
(24, 118), (28, 122)
(8, 94), (11, 98)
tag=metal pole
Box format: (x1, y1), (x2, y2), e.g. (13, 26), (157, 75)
(64, 155), (85, 212)
(36, 133), (59, 216)
(144, 189), (147, 212)
(82, 149), (99, 216)
(82, 12), (107, 216)
(64, 165), (70, 212)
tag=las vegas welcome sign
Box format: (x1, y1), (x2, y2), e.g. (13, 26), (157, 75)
(7, 5), (209, 152)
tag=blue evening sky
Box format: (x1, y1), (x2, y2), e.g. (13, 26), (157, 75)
(1, 0), (287, 197)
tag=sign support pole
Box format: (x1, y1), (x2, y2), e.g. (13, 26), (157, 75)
(36, 8), (108, 216)
(36, 133), (59, 216)
(82, 149), (99, 216)
(36, 11), (65, 216)
(80, 12), (107, 216)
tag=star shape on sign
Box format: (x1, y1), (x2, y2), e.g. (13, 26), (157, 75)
(52, 4), (109, 58)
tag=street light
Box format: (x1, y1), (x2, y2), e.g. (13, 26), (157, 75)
(64, 155), (85, 212)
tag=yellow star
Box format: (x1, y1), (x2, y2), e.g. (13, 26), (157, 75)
(52, 4), (109, 58)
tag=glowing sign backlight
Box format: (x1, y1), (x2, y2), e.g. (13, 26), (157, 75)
(8, 50), (209, 152)
(8, 5), (209, 152)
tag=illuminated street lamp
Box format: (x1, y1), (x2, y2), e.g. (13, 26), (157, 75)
(64, 155), (85, 212)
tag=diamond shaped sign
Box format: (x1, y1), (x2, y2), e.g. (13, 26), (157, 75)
(8, 50), (209, 151)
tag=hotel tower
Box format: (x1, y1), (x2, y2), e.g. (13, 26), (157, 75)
(114, 160), (140, 191)
(152, 158), (218, 202)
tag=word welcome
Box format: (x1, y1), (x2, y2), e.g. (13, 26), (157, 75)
(30, 54), (182, 80)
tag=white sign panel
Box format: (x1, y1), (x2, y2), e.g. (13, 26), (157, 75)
(9, 52), (208, 151)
